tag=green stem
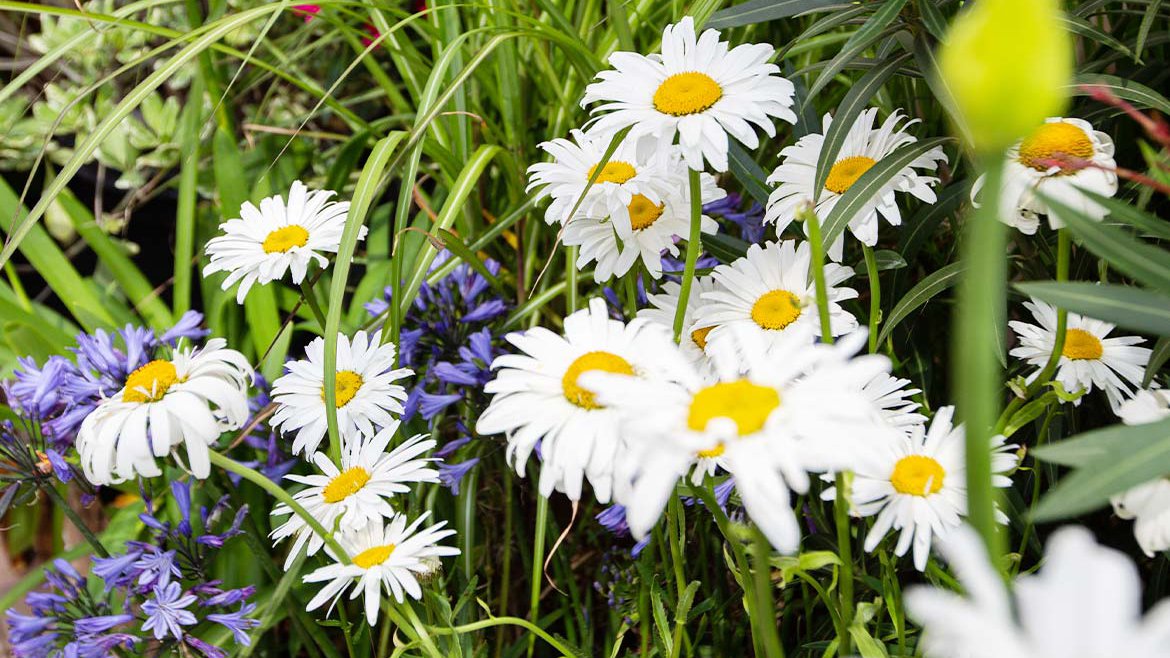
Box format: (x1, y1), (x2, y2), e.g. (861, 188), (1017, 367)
(833, 473), (855, 655)
(427, 616), (578, 657)
(666, 495), (688, 658)
(862, 244), (881, 353)
(299, 278), (329, 333)
(41, 484), (108, 558)
(398, 604), (444, 658)
(800, 205), (834, 345)
(749, 529), (785, 658)
(672, 168), (704, 343)
(527, 495), (550, 658)
(565, 245), (579, 314)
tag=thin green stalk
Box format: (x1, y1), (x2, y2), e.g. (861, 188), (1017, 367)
(800, 205), (834, 345)
(300, 278), (329, 333)
(336, 600), (358, 658)
(41, 484), (108, 558)
(398, 604), (445, 658)
(672, 169), (704, 342)
(565, 245), (579, 313)
(527, 495), (550, 658)
(666, 495), (687, 658)
(428, 616), (578, 657)
(862, 244), (881, 353)
(749, 529), (785, 658)
(833, 473), (855, 655)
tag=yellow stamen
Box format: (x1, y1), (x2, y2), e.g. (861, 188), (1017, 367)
(825, 156), (877, 194)
(1062, 328), (1103, 360)
(890, 455), (945, 496)
(751, 290), (803, 330)
(653, 72), (723, 116)
(587, 161), (637, 185)
(1018, 122), (1094, 172)
(697, 443), (725, 459)
(262, 225), (310, 254)
(688, 379), (780, 436)
(320, 370), (364, 408)
(628, 194), (665, 230)
(562, 351), (634, 409)
(122, 360), (179, 404)
(353, 543), (396, 568)
(322, 467), (372, 504)
(690, 326), (714, 350)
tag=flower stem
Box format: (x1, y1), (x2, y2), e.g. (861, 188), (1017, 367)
(862, 244), (881, 353)
(833, 473), (855, 655)
(41, 484), (108, 558)
(427, 616), (578, 657)
(299, 278), (328, 333)
(749, 528), (786, 658)
(672, 168), (704, 343)
(527, 495), (549, 658)
(800, 204), (834, 345)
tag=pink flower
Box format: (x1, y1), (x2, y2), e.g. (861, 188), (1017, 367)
(292, 4), (320, 22)
(361, 23), (380, 47)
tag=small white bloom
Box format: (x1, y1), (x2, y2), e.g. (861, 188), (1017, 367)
(582, 16), (796, 172)
(906, 525), (1170, 658)
(203, 181), (364, 303)
(974, 117), (1119, 235)
(825, 406), (1017, 571)
(270, 427), (439, 568)
(77, 339), (252, 485)
(764, 108), (946, 261)
(862, 371), (928, 431)
(637, 277), (719, 374)
(1111, 389), (1170, 557)
(303, 513), (459, 626)
(271, 330), (412, 457)
(1009, 298), (1150, 412)
(475, 297), (687, 503)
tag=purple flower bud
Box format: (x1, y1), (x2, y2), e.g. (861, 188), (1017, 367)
(438, 458), (479, 495)
(160, 311), (210, 345)
(72, 614), (134, 635)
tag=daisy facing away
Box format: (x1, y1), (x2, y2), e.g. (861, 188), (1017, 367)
(1110, 389), (1170, 557)
(271, 330), (412, 457)
(693, 240), (859, 356)
(906, 525), (1170, 658)
(303, 512), (459, 626)
(1009, 298), (1150, 413)
(203, 181), (364, 303)
(582, 16), (796, 172)
(764, 108), (947, 261)
(475, 297), (687, 503)
(76, 339), (252, 485)
(823, 406), (1017, 572)
(975, 117), (1118, 235)
(270, 428), (439, 569)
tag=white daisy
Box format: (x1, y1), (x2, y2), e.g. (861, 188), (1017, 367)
(585, 323), (900, 553)
(1111, 389), (1170, 557)
(1009, 298), (1150, 412)
(824, 406), (1017, 571)
(637, 277), (719, 373)
(974, 117), (1119, 235)
(270, 427), (439, 568)
(563, 166), (724, 282)
(764, 108), (947, 261)
(303, 512), (459, 626)
(203, 181), (365, 303)
(582, 16), (796, 172)
(271, 330), (412, 457)
(475, 297), (687, 503)
(905, 525), (1170, 658)
(694, 240), (859, 357)
(76, 339), (252, 485)
(863, 371), (928, 431)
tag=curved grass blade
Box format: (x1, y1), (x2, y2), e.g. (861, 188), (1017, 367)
(804, 0), (908, 103)
(1072, 73), (1170, 115)
(705, 0), (843, 30)
(1016, 281), (1170, 336)
(876, 260), (963, 345)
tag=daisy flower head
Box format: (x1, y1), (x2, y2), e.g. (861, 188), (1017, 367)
(694, 240), (859, 357)
(303, 512), (459, 626)
(475, 297), (688, 503)
(203, 181), (364, 303)
(825, 406), (1017, 571)
(1009, 298), (1150, 413)
(582, 16), (796, 172)
(975, 117), (1118, 235)
(1111, 389), (1170, 557)
(764, 108), (947, 261)
(271, 330), (412, 457)
(862, 371), (928, 431)
(586, 323), (900, 553)
(905, 525), (1170, 658)
(637, 277), (719, 373)
(270, 427), (439, 568)
(77, 339), (252, 485)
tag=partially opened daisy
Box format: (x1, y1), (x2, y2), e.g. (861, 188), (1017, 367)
(271, 330), (412, 457)
(203, 181), (364, 303)
(1110, 389), (1170, 557)
(270, 427), (439, 568)
(637, 277), (719, 372)
(1009, 298), (1150, 412)
(764, 108), (947, 260)
(975, 117), (1118, 235)
(303, 512), (459, 626)
(582, 16), (796, 172)
(824, 406), (1017, 571)
(475, 297), (687, 503)
(905, 525), (1170, 658)
(586, 324), (900, 553)
(694, 240), (859, 357)
(77, 339), (252, 485)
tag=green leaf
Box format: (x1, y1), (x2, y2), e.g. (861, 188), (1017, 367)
(1063, 15), (1138, 63)
(876, 261), (964, 345)
(705, 0), (842, 29)
(1146, 336), (1170, 387)
(1080, 190), (1170, 242)
(1071, 73), (1170, 116)
(727, 141), (771, 205)
(1016, 282), (1170, 336)
(702, 232), (751, 264)
(805, 0), (909, 103)
(1034, 419), (1170, 468)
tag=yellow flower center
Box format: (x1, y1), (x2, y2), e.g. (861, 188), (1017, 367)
(628, 194), (665, 230)
(320, 370), (364, 408)
(1061, 328), (1103, 361)
(690, 326), (714, 350)
(562, 351), (635, 409)
(262, 225), (310, 254)
(697, 443), (725, 459)
(890, 455), (946, 496)
(653, 72), (723, 116)
(751, 290), (803, 330)
(825, 156), (877, 194)
(122, 360), (179, 404)
(321, 466), (372, 504)
(352, 543), (396, 569)
(687, 379), (781, 436)
(1018, 122), (1094, 172)
(587, 160), (637, 185)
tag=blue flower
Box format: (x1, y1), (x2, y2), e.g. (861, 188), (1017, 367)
(159, 311), (210, 345)
(141, 582), (197, 640)
(134, 548), (180, 590)
(92, 551), (143, 590)
(207, 603), (259, 645)
(438, 458), (480, 495)
(72, 614), (134, 635)
(704, 192), (766, 243)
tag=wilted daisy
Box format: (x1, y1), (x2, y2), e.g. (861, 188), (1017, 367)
(1009, 298), (1150, 412)
(475, 297), (686, 503)
(637, 277), (719, 371)
(203, 181), (363, 303)
(694, 240), (859, 356)
(586, 324), (899, 553)
(1111, 389), (1170, 557)
(825, 406), (1017, 571)
(303, 513), (459, 626)
(77, 339), (252, 485)
(582, 16), (796, 172)
(906, 525), (1170, 658)
(270, 427), (439, 568)
(271, 330), (412, 457)
(975, 117), (1118, 234)
(764, 108), (947, 260)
